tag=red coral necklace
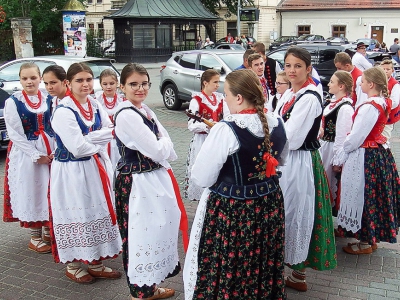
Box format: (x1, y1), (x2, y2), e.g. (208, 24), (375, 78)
(103, 93), (117, 109)
(70, 94), (93, 121)
(22, 90), (42, 109)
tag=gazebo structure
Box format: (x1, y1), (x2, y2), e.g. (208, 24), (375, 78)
(105, 0), (220, 63)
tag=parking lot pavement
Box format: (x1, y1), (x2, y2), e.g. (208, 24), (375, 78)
(1, 98), (400, 299)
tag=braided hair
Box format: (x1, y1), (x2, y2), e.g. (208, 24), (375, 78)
(225, 69), (271, 153)
(363, 67), (389, 98)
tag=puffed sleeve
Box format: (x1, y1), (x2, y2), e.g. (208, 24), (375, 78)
(4, 97), (44, 161)
(332, 104), (354, 156)
(51, 107), (101, 158)
(84, 103), (113, 147)
(191, 122), (239, 188)
(114, 108), (175, 163)
(284, 93), (322, 150)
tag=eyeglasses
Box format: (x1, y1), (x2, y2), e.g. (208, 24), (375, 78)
(275, 82), (289, 86)
(127, 82), (152, 90)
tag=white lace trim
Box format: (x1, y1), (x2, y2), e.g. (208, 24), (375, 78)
(323, 97), (353, 116)
(191, 91), (224, 108)
(224, 112), (280, 137)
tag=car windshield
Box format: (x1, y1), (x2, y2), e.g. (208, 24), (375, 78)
(275, 36), (289, 42)
(218, 53), (245, 70)
(355, 39), (372, 45)
(297, 35), (310, 41)
(84, 60), (120, 78)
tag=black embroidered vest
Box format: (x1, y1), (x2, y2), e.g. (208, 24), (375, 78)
(321, 102), (352, 142)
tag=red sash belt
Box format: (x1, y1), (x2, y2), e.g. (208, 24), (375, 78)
(166, 168), (189, 252)
(93, 154), (117, 225)
(34, 114), (52, 155)
(360, 140), (380, 148)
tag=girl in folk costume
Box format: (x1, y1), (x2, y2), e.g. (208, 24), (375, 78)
(43, 65), (69, 110)
(114, 63), (187, 299)
(380, 59), (400, 144)
(319, 71), (354, 212)
(335, 67), (400, 254)
(268, 71), (291, 112)
(184, 69), (289, 299)
(275, 46), (337, 292)
(95, 69), (123, 169)
(50, 63), (122, 284)
(3, 63), (54, 254)
(185, 69), (226, 201)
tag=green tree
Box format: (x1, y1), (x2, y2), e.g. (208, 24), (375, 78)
(200, 0), (254, 17)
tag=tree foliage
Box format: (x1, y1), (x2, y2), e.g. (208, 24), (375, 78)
(200, 0), (255, 17)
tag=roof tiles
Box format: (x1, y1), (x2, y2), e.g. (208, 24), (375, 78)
(277, 0), (400, 10)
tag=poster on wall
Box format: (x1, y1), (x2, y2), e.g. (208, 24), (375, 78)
(63, 11), (86, 57)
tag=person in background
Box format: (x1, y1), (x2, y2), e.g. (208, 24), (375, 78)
(319, 71), (354, 214)
(203, 37), (214, 47)
(225, 32), (234, 43)
(235, 36), (243, 46)
(185, 69), (226, 201)
(268, 70), (291, 112)
(276, 46), (337, 292)
(43, 65), (69, 110)
(335, 67), (400, 255)
(184, 69), (288, 299)
(3, 63), (54, 254)
(252, 42), (282, 95)
(95, 69), (124, 170)
(248, 53), (270, 103)
(389, 38), (400, 63)
(50, 62), (122, 284)
(381, 42), (388, 52)
(235, 49), (256, 70)
(352, 42), (372, 71)
(334, 52), (366, 107)
(379, 59), (400, 146)
(195, 36), (203, 50)
(114, 63), (187, 299)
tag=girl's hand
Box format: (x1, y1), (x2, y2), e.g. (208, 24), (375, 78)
(36, 156), (52, 165)
(332, 165), (342, 173)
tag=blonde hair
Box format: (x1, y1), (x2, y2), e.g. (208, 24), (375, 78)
(333, 71), (353, 95)
(334, 52), (352, 65)
(276, 71), (291, 88)
(363, 67), (389, 98)
(380, 59), (394, 69)
(225, 69), (271, 153)
(19, 62), (40, 77)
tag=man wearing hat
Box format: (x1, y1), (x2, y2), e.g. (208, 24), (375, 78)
(352, 42), (372, 71)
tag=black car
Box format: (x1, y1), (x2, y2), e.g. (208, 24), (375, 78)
(0, 83), (9, 149)
(267, 42), (393, 94)
(269, 36), (298, 51)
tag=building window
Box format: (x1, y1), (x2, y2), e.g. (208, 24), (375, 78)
(87, 0), (92, 3)
(298, 25), (310, 36)
(332, 26), (346, 37)
(156, 25), (171, 48)
(227, 21), (237, 39)
(97, 0), (102, 3)
(132, 25), (155, 48)
(89, 23), (94, 29)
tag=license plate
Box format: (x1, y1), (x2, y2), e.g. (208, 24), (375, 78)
(1, 130), (9, 141)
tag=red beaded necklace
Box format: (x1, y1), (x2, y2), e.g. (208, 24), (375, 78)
(70, 94), (93, 121)
(103, 93), (117, 109)
(22, 90), (42, 109)
(202, 91), (217, 106)
(328, 95), (346, 109)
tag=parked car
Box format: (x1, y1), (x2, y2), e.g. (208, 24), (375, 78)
(246, 36), (257, 49)
(0, 56), (120, 95)
(297, 34), (325, 42)
(202, 43), (245, 50)
(159, 49), (244, 110)
(326, 36), (349, 44)
(0, 83), (8, 149)
(269, 36), (298, 51)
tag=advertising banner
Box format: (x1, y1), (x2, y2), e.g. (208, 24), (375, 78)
(63, 11), (86, 57)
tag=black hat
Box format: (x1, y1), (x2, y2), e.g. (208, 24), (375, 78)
(356, 42), (366, 48)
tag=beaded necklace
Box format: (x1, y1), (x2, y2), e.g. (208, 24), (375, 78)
(70, 94), (93, 121)
(22, 90), (42, 109)
(103, 93), (117, 109)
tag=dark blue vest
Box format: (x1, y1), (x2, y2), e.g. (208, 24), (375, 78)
(209, 120), (285, 200)
(54, 105), (102, 162)
(280, 90), (322, 150)
(114, 106), (162, 174)
(321, 102), (352, 142)
(11, 94), (54, 140)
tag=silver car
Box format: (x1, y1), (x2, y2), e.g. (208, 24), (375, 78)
(159, 49), (244, 110)
(0, 55), (120, 95)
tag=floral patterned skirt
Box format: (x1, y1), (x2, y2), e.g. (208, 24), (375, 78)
(292, 150), (337, 271)
(193, 189), (286, 300)
(336, 147), (400, 244)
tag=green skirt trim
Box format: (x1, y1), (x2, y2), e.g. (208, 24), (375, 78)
(292, 150), (337, 271)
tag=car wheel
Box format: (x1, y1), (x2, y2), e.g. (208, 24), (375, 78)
(162, 84), (182, 110)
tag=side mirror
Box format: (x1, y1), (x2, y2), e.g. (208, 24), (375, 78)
(213, 66), (223, 74)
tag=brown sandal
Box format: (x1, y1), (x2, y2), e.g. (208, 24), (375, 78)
(148, 287), (175, 299)
(347, 242), (377, 252)
(28, 240), (51, 254)
(343, 242), (373, 255)
(65, 267), (95, 284)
